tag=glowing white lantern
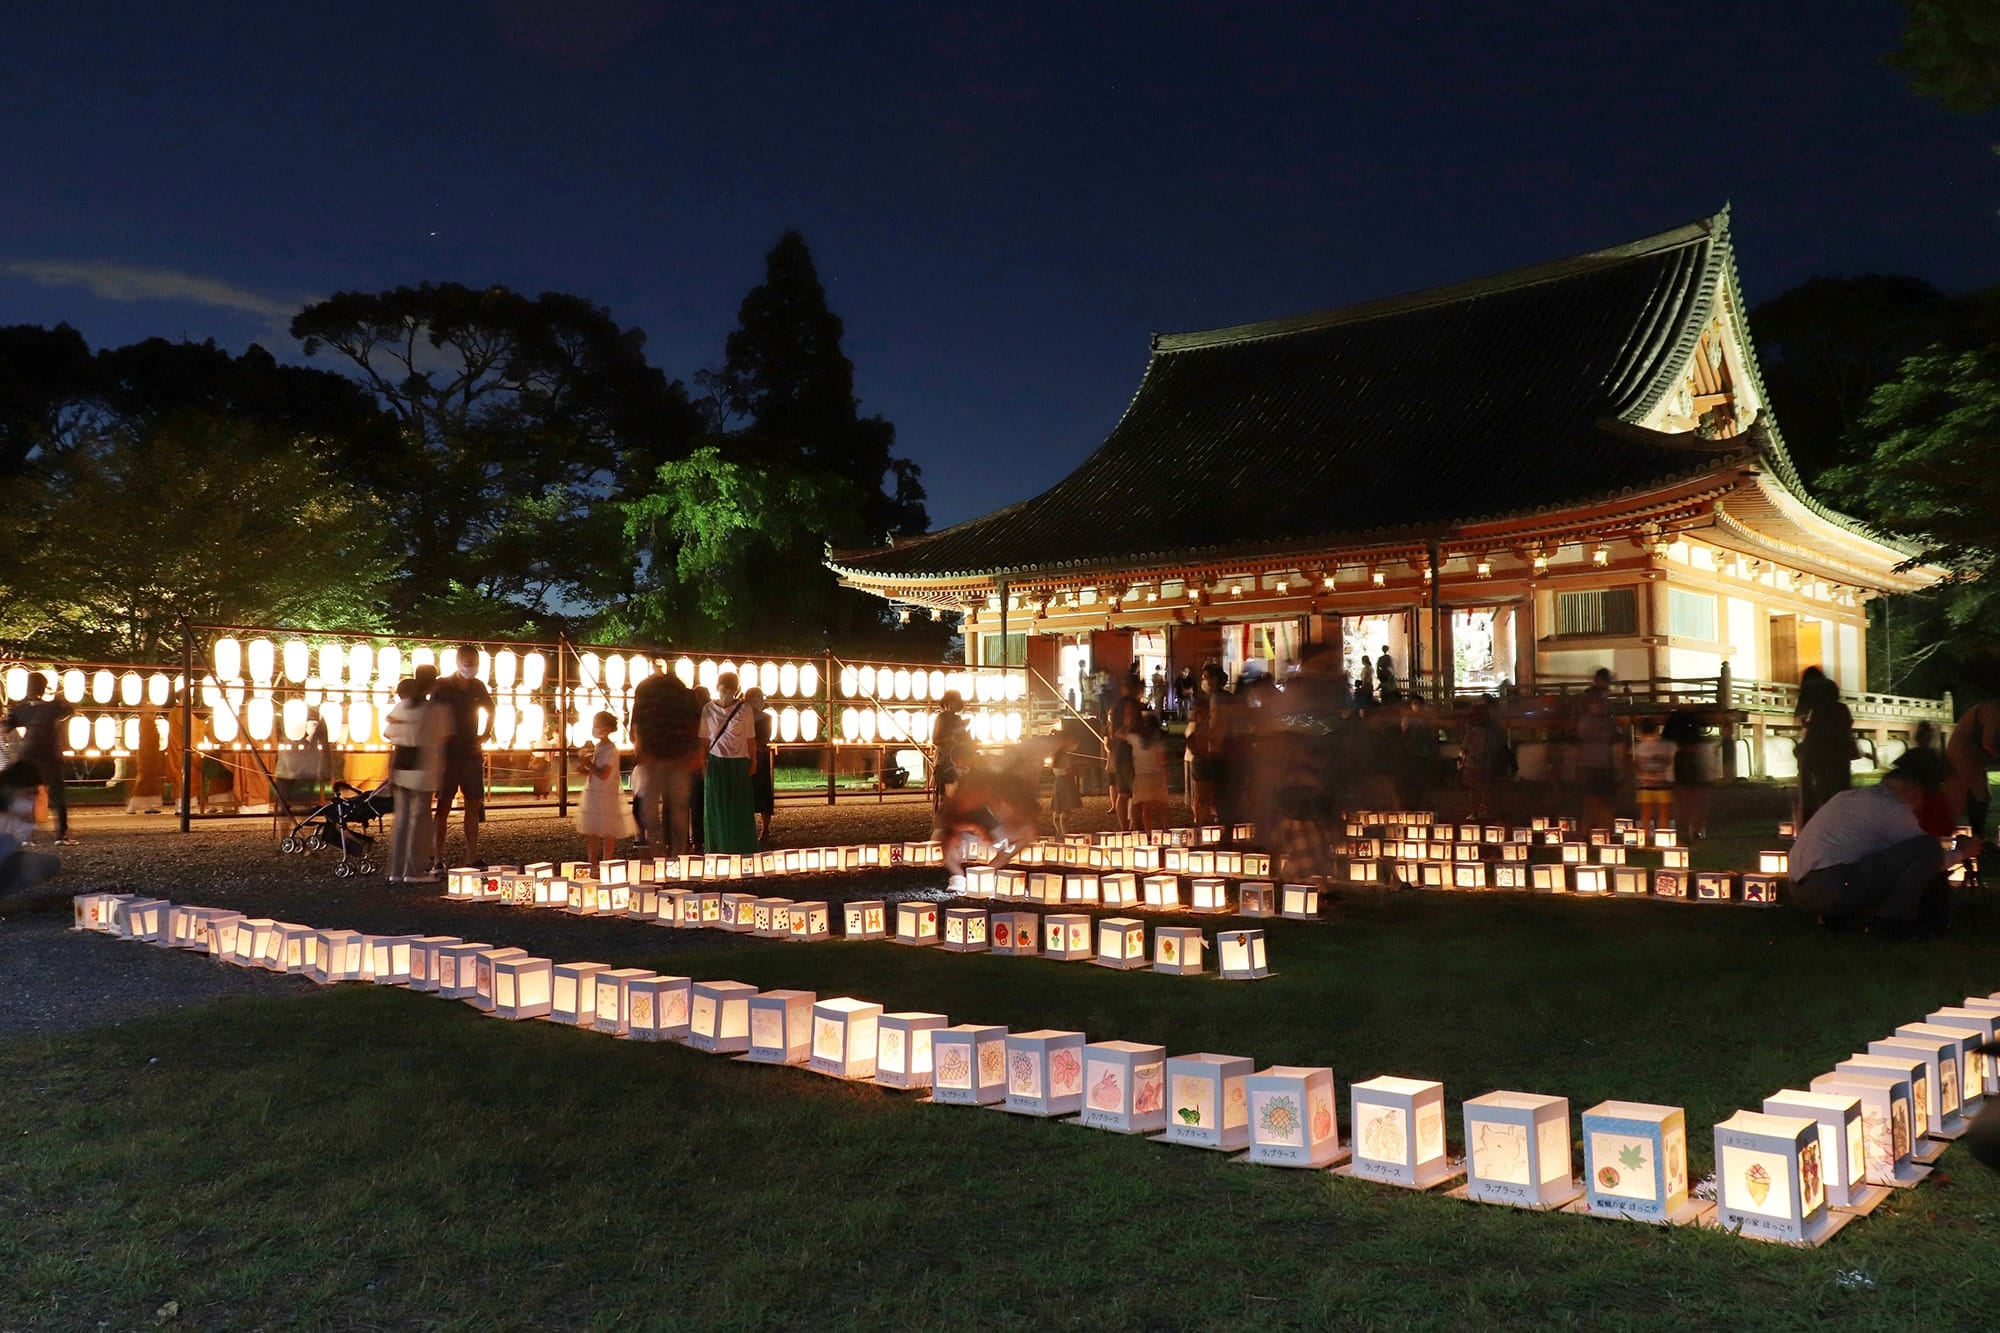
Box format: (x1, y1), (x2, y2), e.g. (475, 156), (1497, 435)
(111, 897), (168, 942)
(446, 867), (485, 900)
(1764, 1089), (1878, 1214)
(433, 940), (494, 996)
(1580, 1101), (1700, 1224)
(843, 899), (886, 940)
(1928, 1008), (2000, 1096)
(1885, 1025), (1981, 1131)
(753, 897), (794, 939)
(1571, 865), (1609, 895)
(1025, 871), (1063, 906)
(1461, 1091), (1580, 1209)
(1161, 1053), (1253, 1150)
(1812, 1070), (1928, 1187)
(229, 917), (276, 967)
(592, 968), (659, 1037)
(212, 637), (242, 683)
(401, 936), (460, 992)
(1236, 882), (1276, 917)
(810, 998), (883, 1080)
(549, 962), (613, 1026)
(787, 901), (831, 942)
(990, 910), (1038, 956)
(1093, 917), (1147, 970)
(1188, 877), (1228, 913)
(244, 695), (275, 742)
(1246, 1066), (1345, 1168)
(689, 980), (759, 1053)
(1142, 874), (1182, 910)
(344, 642), (372, 688)
(1003, 1030), (1087, 1117)
(1694, 871), (1734, 902)
(1063, 871), (1101, 905)
(1714, 1110), (1845, 1245)
(486, 955), (553, 1021)
(941, 906), (989, 952)
(694, 891), (723, 927)
(1280, 883), (1319, 919)
(1078, 1040), (1168, 1134)
(876, 1012), (949, 1090)
(932, 1024), (1008, 1105)
(1043, 913), (1092, 961)
(1139, 925), (1198, 976)
(746, 990), (817, 1064)
(710, 891), (749, 932)
(308, 929), (366, 983)
(620, 974), (690, 1041)
(1652, 868), (1689, 899)
(894, 901), (940, 946)
(60, 667), (85, 702)
(366, 935), (415, 985)
(1346, 1077), (1455, 1189)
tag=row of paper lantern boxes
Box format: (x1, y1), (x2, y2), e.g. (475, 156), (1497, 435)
(1341, 859), (1786, 903)
(70, 893), (1998, 1247)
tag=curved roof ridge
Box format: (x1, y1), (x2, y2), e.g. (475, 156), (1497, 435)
(1153, 210), (1728, 355)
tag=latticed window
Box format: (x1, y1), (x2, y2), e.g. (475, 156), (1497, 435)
(1667, 589), (1718, 641)
(1556, 589), (1637, 636)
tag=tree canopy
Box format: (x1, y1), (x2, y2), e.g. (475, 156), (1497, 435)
(1895, 0), (2000, 114)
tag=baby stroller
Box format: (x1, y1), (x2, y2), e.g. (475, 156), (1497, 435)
(279, 781), (393, 877)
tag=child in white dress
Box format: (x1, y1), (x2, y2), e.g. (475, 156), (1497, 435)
(576, 711), (635, 865)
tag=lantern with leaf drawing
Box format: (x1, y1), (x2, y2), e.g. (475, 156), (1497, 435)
(844, 899), (886, 940)
(746, 990), (817, 1064)
(1461, 1091), (1579, 1209)
(991, 910), (1038, 956)
(1003, 1030), (1087, 1117)
(1081, 1041), (1168, 1134)
(809, 998), (883, 1080)
(894, 901), (940, 946)
(1713, 1110), (1846, 1245)
(1764, 1089), (1880, 1213)
(689, 980), (759, 1053)
(931, 1024), (1007, 1105)
(1812, 1070), (1928, 1187)
(876, 1012), (949, 1090)
(552, 962), (612, 1026)
(942, 906), (989, 952)
(1163, 1054), (1253, 1150)
(1346, 1077), (1456, 1189)
(1153, 926), (1205, 976)
(1044, 913), (1092, 961)
(592, 968), (658, 1037)
(1245, 1066), (1344, 1168)
(1579, 1101), (1700, 1224)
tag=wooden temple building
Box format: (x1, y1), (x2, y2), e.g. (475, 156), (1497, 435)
(831, 211), (1946, 771)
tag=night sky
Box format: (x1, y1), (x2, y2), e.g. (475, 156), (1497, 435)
(4, 2), (1994, 528)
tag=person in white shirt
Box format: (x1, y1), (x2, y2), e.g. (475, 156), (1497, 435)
(699, 672), (759, 854)
(1631, 720), (1677, 840)
(1789, 749), (1959, 936)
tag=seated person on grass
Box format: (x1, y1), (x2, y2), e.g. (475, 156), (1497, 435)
(1788, 749), (1964, 938)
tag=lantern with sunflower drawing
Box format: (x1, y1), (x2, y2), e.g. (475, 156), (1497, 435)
(1245, 1066), (1344, 1168)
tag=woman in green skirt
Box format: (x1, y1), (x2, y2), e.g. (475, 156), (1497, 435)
(700, 672), (760, 854)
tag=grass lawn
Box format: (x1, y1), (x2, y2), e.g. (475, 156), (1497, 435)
(9, 872), (2000, 1332)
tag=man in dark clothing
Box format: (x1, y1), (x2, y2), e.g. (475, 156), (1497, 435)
(630, 660), (703, 854)
(430, 645), (494, 868)
(4, 673), (76, 845)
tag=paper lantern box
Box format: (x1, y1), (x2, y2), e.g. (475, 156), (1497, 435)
(405, 936), (464, 992)
(1569, 865), (1609, 895)
(1160, 1053), (1253, 1150)
(270, 922), (321, 974)
(752, 897), (795, 938)
(1897, 1023), (1986, 1121)
(433, 940), (495, 998)
(593, 968), (659, 1037)
(995, 868), (1028, 900)
(941, 906), (989, 952)
(367, 934), (415, 986)
(990, 911), (1038, 956)
(1765, 1088), (1882, 1213)
(1095, 917), (1148, 970)
(1237, 882), (1276, 917)
(551, 962), (613, 1026)
(1038, 913), (1088, 961)
(625, 974), (692, 1041)
(1150, 922), (1207, 976)
(309, 929), (367, 984)
(810, 998), (884, 1080)
(1838, 1053), (1936, 1156)
(931, 1024), (1008, 1106)
(1811, 1070), (1928, 1187)
(1080, 1041), (1168, 1134)
(1866, 1037), (1962, 1140)
(113, 897), (169, 943)
(1216, 929), (1268, 980)
(1345, 1076), (1455, 1189)
(894, 901), (941, 946)
(1064, 872), (1101, 905)
(1694, 871), (1735, 903)
(1100, 871), (1139, 908)
(1460, 1091), (1579, 1210)
(693, 891), (723, 926)
(467, 948), (529, 1011)
(1003, 1030), (1087, 1117)
(689, 980), (759, 1053)
(491, 955), (555, 1021)
(746, 990), (817, 1064)
(228, 918), (275, 968)
(843, 899), (887, 940)
(1027, 871), (1065, 906)
(1611, 866), (1648, 897)
(1142, 874), (1182, 910)
(1280, 884), (1319, 920)
(1188, 877), (1229, 913)
(1653, 869), (1690, 900)
(1579, 1101), (1700, 1224)
(963, 865), (997, 899)
(71, 892), (125, 932)
(876, 1012), (949, 1090)
(788, 901), (831, 942)
(1245, 1066), (1345, 1168)
(1714, 1110), (1847, 1245)
(1927, 1008), (2000, 1096)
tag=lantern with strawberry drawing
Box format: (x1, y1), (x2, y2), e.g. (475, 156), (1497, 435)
(990, 911), (1038, 957)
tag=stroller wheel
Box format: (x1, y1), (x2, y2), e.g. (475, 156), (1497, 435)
(306, 836), (325, 853)
(358, 861), (378, 876)
(280, 836), (300, 854)
(333, 860), (353, 878)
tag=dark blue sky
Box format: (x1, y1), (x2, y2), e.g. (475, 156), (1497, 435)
(3, 2), (1994, 527)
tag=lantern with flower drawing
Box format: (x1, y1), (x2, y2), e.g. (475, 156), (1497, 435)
(894, 901), (941, 946)
(1246, 1066), (1344, 1168)
(1461, 1091), (1579, 1209)
(876, 1012), (949, 1090)
(689, 980), (759, 1053)
(551, 962), (610, 1026)
(447, 867), (485, 899)
(591, 968), (658, 1037)
(656, 888), (692, 926)
(991, 910), (1038, 956)
(1152, 925), (1204, 975)
(405, 936), (463, 992)
(1713, 1110), (1845, 1245)
(623, 974), (691, 1041)
(810, 998), (883, 1079)
(1163, 1054), (1253, 1150)
(1143, 874), (1182, 909)
(433, 940), (494, 998)
(1081, 1041), (1168, 1134)
(1003, 1030), (1087, 1117)
(490, 955), (555, 1021)
(1346, 1077), (1456, 1189)
(941, 906), (989, 952)
(1044, 913), (1092, 960)
(1579, 1101), (1700, 1224)
(693, 891), (723, 926)
(1812, 1070), (1927, 1186)
(931, 1024), (1008, 1105)
(1764, 1089), (1880, 1213)
(1093, 917), (1148, 969)
(746, 990), (816, 1064)
(844, 899), (886, 939)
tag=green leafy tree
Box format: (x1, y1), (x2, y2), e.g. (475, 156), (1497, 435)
(292, 284), (701, 631)
(0, 412), (392, 661)
(1895, 0), (2000, 113)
